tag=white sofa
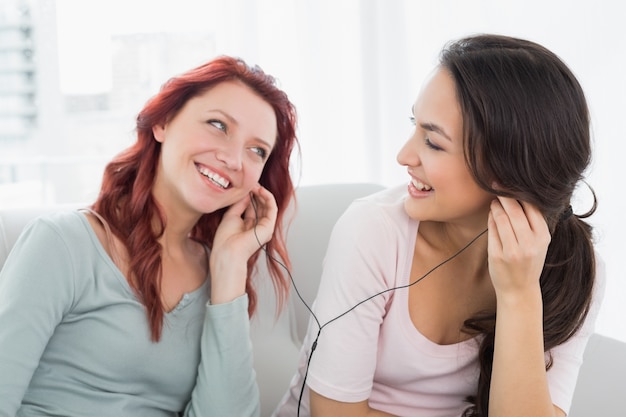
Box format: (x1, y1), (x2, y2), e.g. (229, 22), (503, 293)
(1, 183), (625, 417)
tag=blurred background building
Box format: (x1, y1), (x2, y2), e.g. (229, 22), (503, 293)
(0, 0), (216, 207)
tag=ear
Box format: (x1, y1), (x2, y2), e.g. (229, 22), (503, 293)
(153, 124), (166, 143)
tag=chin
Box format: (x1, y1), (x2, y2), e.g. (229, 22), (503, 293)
(404, 209), (429, 221)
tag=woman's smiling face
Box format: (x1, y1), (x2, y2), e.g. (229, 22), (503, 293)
(152, 80), (277, 217)
(396, 67), (493, 228)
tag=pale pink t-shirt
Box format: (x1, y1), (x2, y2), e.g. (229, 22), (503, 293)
(273, 185), (604, 417)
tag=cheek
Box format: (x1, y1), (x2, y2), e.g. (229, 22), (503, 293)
(457, 176), (493, 210)
(434, 159), (474, 188)
(432, 162), (490, 205)
(423, 158), (461, 188)
(243, 162), (266, 186)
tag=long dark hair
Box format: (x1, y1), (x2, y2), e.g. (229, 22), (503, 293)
(93, 56), (299, 341)
(439, 34), (596, 416)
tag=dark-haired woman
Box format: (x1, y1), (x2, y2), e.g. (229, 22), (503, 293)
(274, 34), (604, 417)
(0, 56), (299, 416)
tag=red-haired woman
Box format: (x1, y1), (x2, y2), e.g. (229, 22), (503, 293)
(0, 56), (299, 417)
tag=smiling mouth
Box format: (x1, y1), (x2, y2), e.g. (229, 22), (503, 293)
(411, 178), (433, 191)
(196, 165), (230, 189)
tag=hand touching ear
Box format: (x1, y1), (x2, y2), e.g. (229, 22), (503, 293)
(209, 184), (278, 304)
(487, 196), (551, 299)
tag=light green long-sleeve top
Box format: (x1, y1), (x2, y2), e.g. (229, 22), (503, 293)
(0, 211), (260, 417)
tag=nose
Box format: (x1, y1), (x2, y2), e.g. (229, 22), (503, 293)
(396, 135), (420, 167)
(216, 142), (243, 171)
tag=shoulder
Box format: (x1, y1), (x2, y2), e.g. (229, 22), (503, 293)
(587, 250), (607, 327)
(332, 184), (416, 242)
(323, 185), (418, 286)
(12, 210), (99, 265)
(20, 210), (89, 242)
(1, 211), (91, 305)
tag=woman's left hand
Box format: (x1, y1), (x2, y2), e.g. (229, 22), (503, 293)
(209, 184), (278, 303)
(487, 196), (551, 300)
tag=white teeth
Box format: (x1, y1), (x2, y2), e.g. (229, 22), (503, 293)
(411, 178), (432, 191)
(198, 166), (230, 188)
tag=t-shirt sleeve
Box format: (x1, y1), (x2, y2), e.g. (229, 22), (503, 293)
(183, 294), (260, 417)
(0, 217), (76, 416)
(305, 201), (402, 402)
(546, 254), (607, 414)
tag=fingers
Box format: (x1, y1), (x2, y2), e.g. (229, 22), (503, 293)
(519, 200), (550, 237)
(488, 196), (551, 272)
(248, 184), (278, 224)
(489, 198), (520, 248)
(222, 192), (252, 221)
(487, 196), (552, 297)
(487, 208), (502, 256)
(490, 197), (550, 245)
(223, 184), (276, 221)
(234, 184), (278, 245)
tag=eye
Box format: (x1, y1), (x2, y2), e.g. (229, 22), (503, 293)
(249, 146), (268, 160)
(425, 137), (443, 151)
(208, 119), (227, 133)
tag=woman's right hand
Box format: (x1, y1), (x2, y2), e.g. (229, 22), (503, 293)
(209, 184), (277, 304)
(487, 196), (551, 301)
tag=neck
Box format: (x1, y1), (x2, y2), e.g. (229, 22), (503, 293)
(424, 221), (487, 252)
(419, 221), (489, 276)
(152, 210), (200, 257)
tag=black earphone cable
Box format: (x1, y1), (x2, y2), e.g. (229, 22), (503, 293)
(249, 195), (487, 416)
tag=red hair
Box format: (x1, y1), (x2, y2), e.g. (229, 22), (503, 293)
(93, 56), (299, 341)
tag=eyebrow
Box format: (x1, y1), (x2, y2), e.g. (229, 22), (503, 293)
(209, 109), (237, 124)
(411, 105), (453, 142)
(208, 109), (275, 149)
(419, 122), (453, 142)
